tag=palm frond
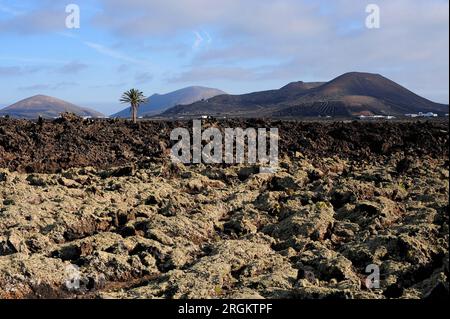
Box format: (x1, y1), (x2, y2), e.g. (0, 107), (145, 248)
(120, 88), (148, 105)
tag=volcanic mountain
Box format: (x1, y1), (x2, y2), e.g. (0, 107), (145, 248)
(0, 95), (104, 119)
(161, 72), (449, 118)
(112, 86), (226, 118)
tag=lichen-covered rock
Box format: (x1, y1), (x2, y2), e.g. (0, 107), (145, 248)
(102, 239), (297, 299)
(336, 197), (401, 227)
(0, 254), (70, 299)
(265, 202), (334, 241)
(298, 242), (360, 284)
(0, 146), (447, 299)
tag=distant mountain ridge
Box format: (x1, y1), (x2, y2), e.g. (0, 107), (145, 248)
(0, 95), (104, 119)
(2, 73), (447, 120)
(112, 86), (226, 118)
(161, 72), (449, 118)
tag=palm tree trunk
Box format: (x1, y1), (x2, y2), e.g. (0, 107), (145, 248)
(132, 104), (137, 123)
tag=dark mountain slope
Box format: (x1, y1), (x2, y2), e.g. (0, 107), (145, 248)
(161, 72), (448, 118)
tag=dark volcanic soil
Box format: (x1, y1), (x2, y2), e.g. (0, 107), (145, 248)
(0, 116), (448, 173)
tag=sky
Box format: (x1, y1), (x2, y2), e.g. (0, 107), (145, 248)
(0, 0), (448, 115)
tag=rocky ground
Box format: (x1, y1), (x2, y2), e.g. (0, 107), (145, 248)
(1, 115), (448, 173)
(0, 117), (448, 299)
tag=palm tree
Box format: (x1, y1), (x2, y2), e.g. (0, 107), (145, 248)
(120, 89), (148, 123)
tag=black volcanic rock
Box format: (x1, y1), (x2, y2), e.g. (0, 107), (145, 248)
(0, 95), (104, 119)
(161, 72), (449, 118)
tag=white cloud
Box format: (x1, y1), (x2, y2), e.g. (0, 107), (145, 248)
(0, 6), (66, 34)
(91, 0), (447, 102)
(1, 0), (448, 104)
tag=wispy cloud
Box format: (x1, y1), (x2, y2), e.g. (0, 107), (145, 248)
(17, 84), (50, 91)
(0, 66), (23, 76)
(83, 41), (148, 65)
(18, 82), (79, 91)
(0, 7), (66, 34)
(135, 72), (153, 84)
(0, 65), (45, 76)
(0, 61), (85, 76)
(168, 65), (269, 83)
(0, 56), (67, 64)
(117, 64), (129, 73)
(0, 3), (23, 16)
(56, 61), (88, 74)
(90, 82), (127, 89)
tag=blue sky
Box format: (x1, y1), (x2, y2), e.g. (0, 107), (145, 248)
(0, 0), (448, 115)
